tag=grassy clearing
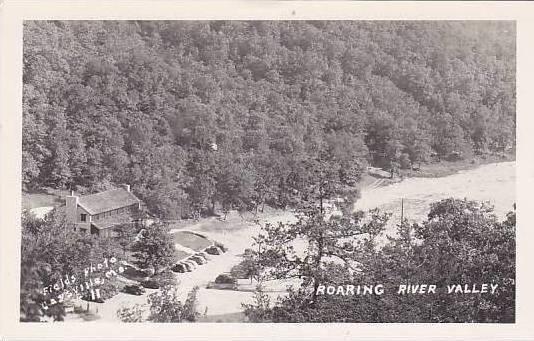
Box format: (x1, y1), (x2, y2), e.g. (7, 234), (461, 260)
(22, 187), (69, 210)
(172, 231), (212, 251)
(174, 249), (190, 261)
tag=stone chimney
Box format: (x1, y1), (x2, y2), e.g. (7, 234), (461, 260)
(66, 193), (79, 225)
(121, 184), (131, 192)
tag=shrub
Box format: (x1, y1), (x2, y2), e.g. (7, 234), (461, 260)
(230, 263), (247, 279)
(242, 286), (272, 322)
(399, 153), (411, 169)
(147, 285), (200, 322)
(99, 278), (121, 300)
(151, 271), (177, 287)
(117, 304), (145, 322)
(230, 255), (260, 282)
(141, 280), (160, 289)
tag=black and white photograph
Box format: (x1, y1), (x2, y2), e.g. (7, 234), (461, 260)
(16, 18), (518, 325)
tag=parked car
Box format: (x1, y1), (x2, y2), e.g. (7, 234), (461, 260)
(121, 265), (153, 282)
(181, 262), (193, 272)
(205, 246), (222, 255)
(207, 273), (238, 290)
(190, 255), (206, 265)
(171, 263), (186, 273)
(215, 242), (228, 253)
(184, 260), (197, 270)
(195, 252), (208, 261)
(122, 284), (146, 296)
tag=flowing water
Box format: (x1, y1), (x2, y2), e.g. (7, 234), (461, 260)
(354, 162), (516, 235)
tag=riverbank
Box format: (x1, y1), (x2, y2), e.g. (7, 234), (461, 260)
(354, 153), (515, 193)
(399, 153), (515, 179)
(356, 161), (515, 235)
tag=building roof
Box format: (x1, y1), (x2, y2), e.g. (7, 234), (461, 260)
(78, 188), (140, 215)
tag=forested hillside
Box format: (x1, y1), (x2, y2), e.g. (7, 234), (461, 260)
(23, 21), (516, 218)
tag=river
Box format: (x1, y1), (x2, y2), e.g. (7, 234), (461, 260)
(354, 161), (516, 235)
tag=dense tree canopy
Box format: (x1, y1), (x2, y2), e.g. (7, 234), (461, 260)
(23, 21), (516, 218)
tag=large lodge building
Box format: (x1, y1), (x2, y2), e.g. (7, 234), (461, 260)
(65, 184), (141, 237)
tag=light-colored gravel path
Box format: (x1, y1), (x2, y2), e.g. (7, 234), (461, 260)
(72, 209), (297, 322)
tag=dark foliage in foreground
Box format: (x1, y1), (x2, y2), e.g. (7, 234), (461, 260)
(244, 198), (515, 323)
(20, 210), (129, 321)
(116, 285), (200, 322)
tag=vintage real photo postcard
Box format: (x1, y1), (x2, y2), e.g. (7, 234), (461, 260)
(1, 1), (534, 340)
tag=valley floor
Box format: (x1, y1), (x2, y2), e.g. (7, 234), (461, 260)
(27, 157), (516, 322)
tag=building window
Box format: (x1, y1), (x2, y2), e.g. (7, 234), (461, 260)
(80, 214), (87, 222)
